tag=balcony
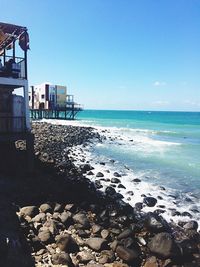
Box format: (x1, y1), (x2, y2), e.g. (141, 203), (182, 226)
(0, 55), (26, 80)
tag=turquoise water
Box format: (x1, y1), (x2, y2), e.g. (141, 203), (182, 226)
(76, 110), (200, 197)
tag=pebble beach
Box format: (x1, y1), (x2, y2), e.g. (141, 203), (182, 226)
(0, 121), (199, 266)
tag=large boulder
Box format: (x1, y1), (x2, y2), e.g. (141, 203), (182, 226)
(148, 232), (180, 259)
(52, 252), (73, 266)
(39, 203), (53, 213)
(116, 245), (141, 264)
(145, 212), (169, 233)
(38, 229), (52, 244)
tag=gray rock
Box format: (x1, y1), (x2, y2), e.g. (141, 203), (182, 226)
(60, 211), (72, 225)
(101, 229), (110, 239)
(145, 212), (169, 233)
(92, 224), (102, 234)
(116, 245), (141, 264)
(20, 206), (39, 218)
(73, 213), (90, 229)
(38, 229), (52, 244)
(148, 232), (180, 259)
(54, 203), (64, 212)
(40, 203), (53, 213)
(98, 250), (115, 264)
(56, 234), (79, 253)
(32, 212), (46, 223)
(86, 238), (108, 251)
(52, 252), (73, 266)
(117, 229), (133, 240)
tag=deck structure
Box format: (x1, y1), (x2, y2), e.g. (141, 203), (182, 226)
(29, 83), (83, 120)
(0, 22), (34, 172)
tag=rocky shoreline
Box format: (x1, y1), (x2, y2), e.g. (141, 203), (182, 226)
(1, 121), (199, 266)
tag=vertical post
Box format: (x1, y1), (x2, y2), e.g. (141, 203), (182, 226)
(13, 40), (15, 61)
(24, 31), (28, 79)
(31, 86), (34, 109)
(3, 49), (6, 64)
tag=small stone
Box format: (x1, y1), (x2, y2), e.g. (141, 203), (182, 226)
(96, 172), (104, 177)
(77, 251), (95, 263)
(32, 213), (46, 223)
(54, 203), (64, 212)
(60, 211), (72, 225)
(117, 229), (133, 240)
(183, 220), (198, 230)
(113, 172), (121, 177)
(144, 256), (158, 267)
(92, 224), (102, 234)
(118, 184), (126, 189)
(132, 178), (141, 183)
(101, 229), (110, 239)
(111, 178), (121, 184)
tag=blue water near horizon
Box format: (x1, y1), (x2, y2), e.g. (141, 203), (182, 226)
(76, 110), (200, 200)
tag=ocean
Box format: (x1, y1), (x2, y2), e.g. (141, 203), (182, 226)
(44, 110), (200, 222)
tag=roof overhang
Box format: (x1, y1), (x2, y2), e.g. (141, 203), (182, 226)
(0, 22), (28, 55)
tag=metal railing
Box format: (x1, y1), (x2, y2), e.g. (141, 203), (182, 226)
(0, 116), (26, 134)
(0, 56), (26, 79)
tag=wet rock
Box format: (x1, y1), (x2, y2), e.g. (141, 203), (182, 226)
(111, 178), (121, 184)
(40, 203), (53, 213)
(100, 162), (106, 165)
(182, 211), (192, 218)
(77, 250), (95, 263)
(73, 213), (90, 229)
(113, 172), (121, 177)
(134, 202), (143, 212)
(95, 180), (103, 189)
(86, 237), (108, 251)
(96, 172), (104, 177)
(118, 184), (126, 189)
(145, 212), (169, 233)
(143, 197), (157, 207)
(126, 191), (134, 196)
(87, 171), (94, 175)
(105, 186), (116, 196)
(20, 206), (39, 218)
(52, 252), (73, 266)
(132, 178), (141, 183)
(80, 164), (94, 173)
(148, 232), (180, 259)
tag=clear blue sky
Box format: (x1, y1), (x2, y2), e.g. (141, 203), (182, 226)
(1, 0), (200, 111)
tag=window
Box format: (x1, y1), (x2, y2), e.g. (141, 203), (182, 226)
(41, 94), (45, 99)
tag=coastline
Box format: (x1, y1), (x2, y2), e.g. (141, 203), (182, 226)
(0, 121), (199, 266)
